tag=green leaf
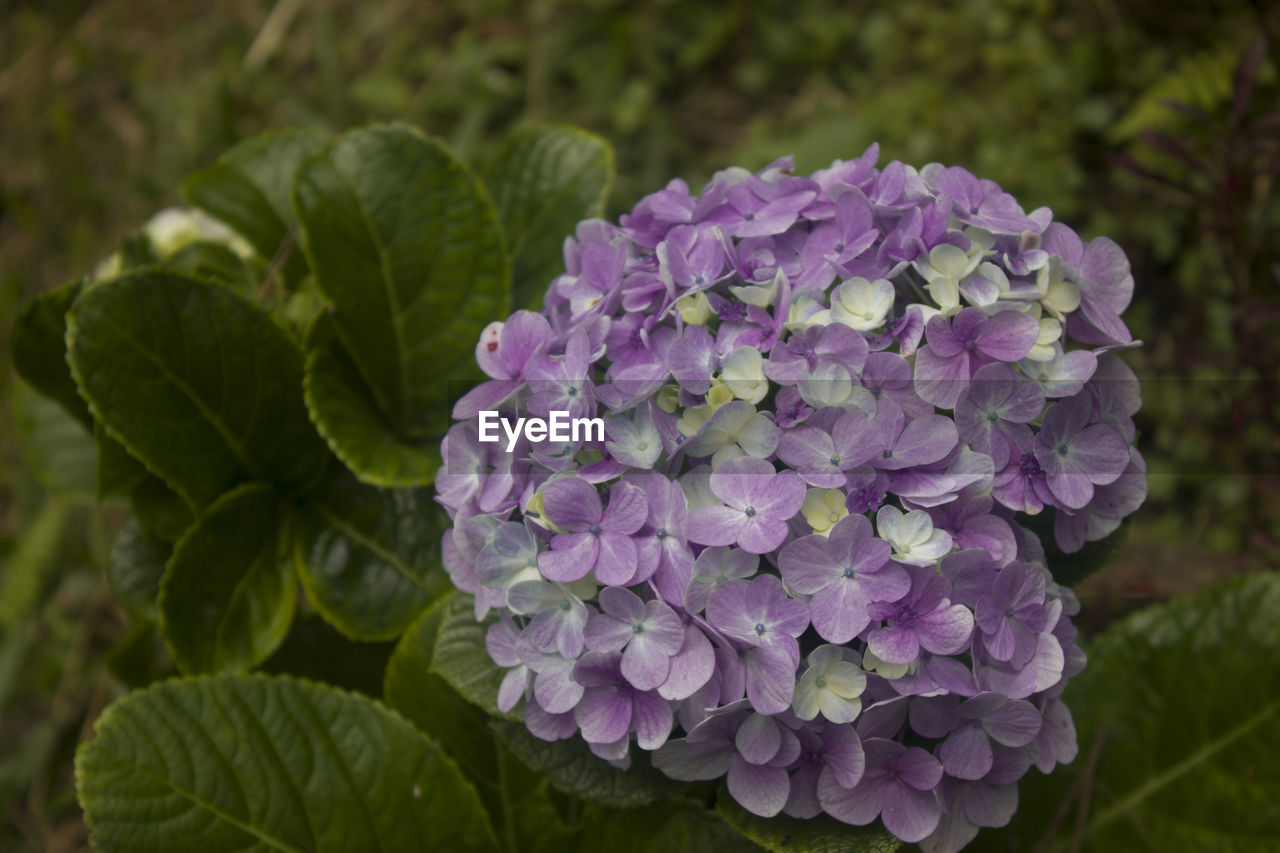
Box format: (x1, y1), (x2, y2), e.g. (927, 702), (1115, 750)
(385, 596), (502, 783)
(293, 123), (509, 442)
(984, 572), (1280, 853)
(158, 483), (296, 674)
(76, 673), (500, 852)
(261, 614), (395, 699)
(293, 471), (449, 641)
(432, 592), (519, 719)
(13, 378), (97, 498)
(485, 125), (613, 310)
(304, 340), (441, 487)
(493, 720), (687, 809)
(129, 473), (195, 543)
(574, 800), (763, 853)
(66, 270), (330, 510)
(0, 500), (70, 632)
(104, 620), (174, 689)
(716, 792), (901, 853)
(163, 240), (264, 295)
(95, 420), (146, 499)
(9, 277), (90, 427)
(106, 517), (170, 621)
(183, 128), (329, 282)
(385, 597), (546, 841)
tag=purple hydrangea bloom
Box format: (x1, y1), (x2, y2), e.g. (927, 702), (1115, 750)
(1033, 392), (1129, 509)
(686, 457), (806, 554)
(818, 737), (945, 842)
(778, 514), (909, 644)
(436, 149), (1145, 848)
(706, 575), (810, 714)
(914, 308), (1041, 408)
(865, 565), (975, 665)
(538, 478), (648, 584)
(584, 586), (685, 690)
(573, 651), (673, 752)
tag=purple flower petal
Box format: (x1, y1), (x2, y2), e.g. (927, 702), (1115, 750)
(601, 480), (649, 534)
(881, 782), (942, 844)
(593, 531), (639, 585)
(916, 604), (975, 655)
(744, 645), (798, 715)
(867, 624), (919, 665)
(973, 310), (1038, 362)
(735, 712), (782, 765)
(542, 477), (602, 530)
(574, 684), (632, 745)
(939, 724), (994, 780)
(810, 578), (873, 644)
(982, 700), (1042, 747)
(727, 756), (791, 817)
(658, 624), (715, 701)
(631, 689), (674, 750)
(538, 533), (599, 583)
(686, 504), (747, 547)
(818, 766), (883, 826)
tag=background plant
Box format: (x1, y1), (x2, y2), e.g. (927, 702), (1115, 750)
(1, 1), (1277, 851)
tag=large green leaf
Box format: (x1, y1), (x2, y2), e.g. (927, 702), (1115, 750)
(183, 128), (328, 282)
(106, 517), (171, 621)
(293, 123), (508, 444)
(493, 720), (687, 809)
(66, 270), (330, 509)
(432, 592), (519, 719)
(95, 420), (146, 499)
(12, 378), (97, 498)
(980, 572), (1280, 853)
(76, 673), (500, 852)
(293, 471), (449, 641)
(262, 614), (396, 699)
(304, 340), (441, 486)
(158, 483), (296, 674)
(129, 473), (195, 544)
(386, 596), (539, 842)
(385, 596), (503, 785)
(716, 793), (901, 853)
(9, 277), (90, 427)
(484, 125), (613, 310)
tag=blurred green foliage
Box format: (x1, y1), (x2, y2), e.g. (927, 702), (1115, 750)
(1, 1), (1276, 849)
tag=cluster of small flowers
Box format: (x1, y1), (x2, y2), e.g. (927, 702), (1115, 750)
(436, 146), (1145, 850)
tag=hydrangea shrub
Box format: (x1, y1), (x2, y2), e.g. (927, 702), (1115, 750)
(437, 147), (1146, 849)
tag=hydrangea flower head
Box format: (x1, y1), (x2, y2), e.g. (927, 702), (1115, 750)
(437, 147), (1145, 850)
